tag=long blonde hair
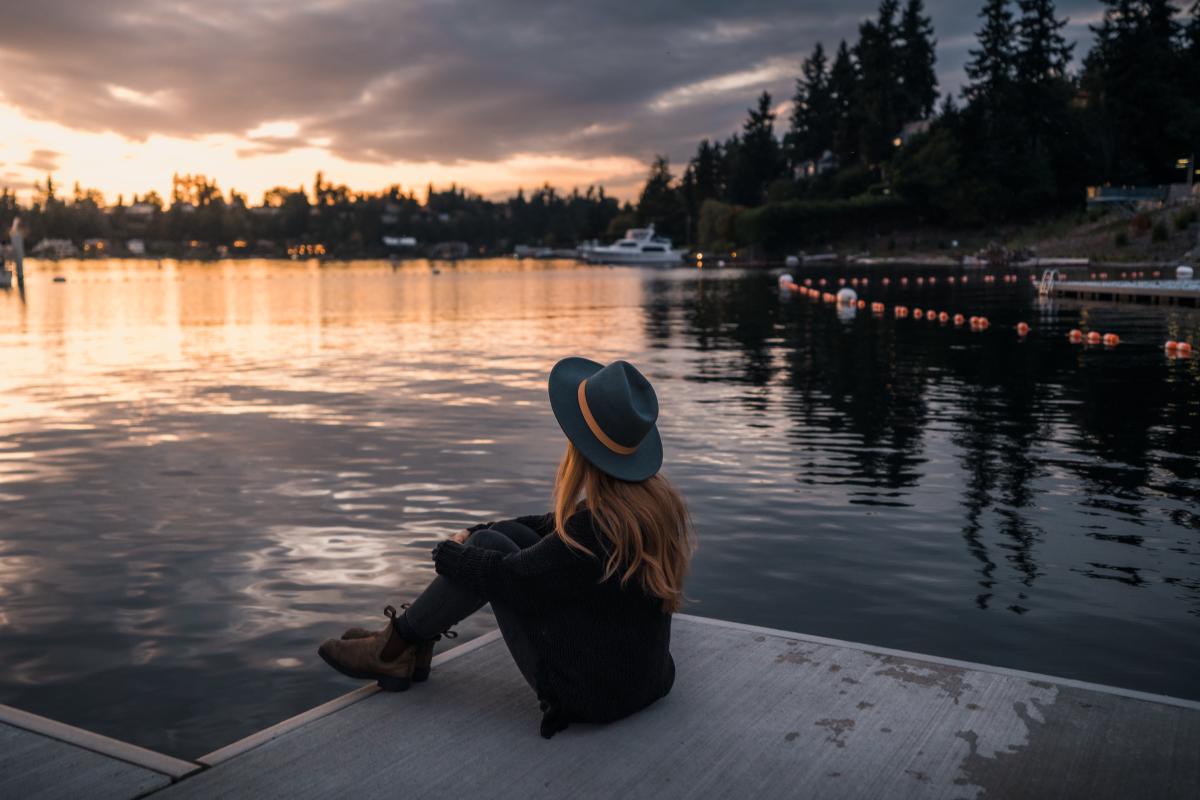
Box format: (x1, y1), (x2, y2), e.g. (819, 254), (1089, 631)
(553, 442), (696, 613)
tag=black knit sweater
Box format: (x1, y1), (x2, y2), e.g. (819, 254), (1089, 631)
(431, 510), (675, 739)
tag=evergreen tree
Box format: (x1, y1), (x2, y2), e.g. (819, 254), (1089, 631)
(855, 0), (904, 163)
(689, 139), (725, 204)
(964, 0), (1018, 109)
(1084, 0), (1187, 183)
(1186, 3), (1200, 107)
(636, 155), (685, 239)
(898, 0), (938, 121)
(728, 92), (783, 205)
(1016, 0), (1074, 85)
(829, 41), (862, 166)
(788, 42), (836, 167)
(1015, 1), (1083, 212)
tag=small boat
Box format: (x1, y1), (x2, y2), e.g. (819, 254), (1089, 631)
(581, 225), (684, 266)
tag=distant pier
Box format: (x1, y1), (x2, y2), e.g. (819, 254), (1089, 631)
(3, 614), (1199, 799)
(1053, 279), (1200, 307)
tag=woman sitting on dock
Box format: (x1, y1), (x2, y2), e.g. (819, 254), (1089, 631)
(318, 357), (696, 738)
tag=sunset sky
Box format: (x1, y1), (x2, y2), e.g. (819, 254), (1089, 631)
(0, 0), (1103, 204)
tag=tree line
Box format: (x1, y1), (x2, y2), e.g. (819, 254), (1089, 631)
(0, 173), (625, 256)
(642, 0), (1200, 251)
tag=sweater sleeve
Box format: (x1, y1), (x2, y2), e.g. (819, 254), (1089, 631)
(432, 517), (605, 609)
(464, 512), (555, 538)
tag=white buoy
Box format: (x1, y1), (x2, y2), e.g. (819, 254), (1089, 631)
(778, 273), (794, 289)
(836, 287), (858, 305)
(1177, 265), (1194, 281)
(785, 255), (800, 268)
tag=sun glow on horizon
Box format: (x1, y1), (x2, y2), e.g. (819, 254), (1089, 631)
(0, 103), (647, 205)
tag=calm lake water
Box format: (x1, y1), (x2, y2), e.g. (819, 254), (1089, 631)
(1, 257), (1198, 758)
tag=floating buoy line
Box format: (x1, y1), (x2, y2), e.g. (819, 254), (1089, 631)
(777, 272), (1193, 359)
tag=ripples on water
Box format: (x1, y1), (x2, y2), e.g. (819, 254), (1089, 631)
(1, 258), (1198, 757)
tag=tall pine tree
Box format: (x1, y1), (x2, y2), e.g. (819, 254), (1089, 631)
(1084, 0), (1187, 183)
(728, 92), (783, 206)
(855, 0), (905, 164)
(788, 42), (836, 168)
(1016, 0), (1074, 85)
(829, 41), (862, 166)
(964, 0), (1018, 110)
(898, 0), (938, 121)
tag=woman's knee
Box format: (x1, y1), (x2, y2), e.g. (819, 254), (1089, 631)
(488, 520), (541, 548)
(466, 528), (521, 553)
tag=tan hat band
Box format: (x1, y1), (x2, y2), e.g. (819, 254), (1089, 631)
(577, 379), (639, 455)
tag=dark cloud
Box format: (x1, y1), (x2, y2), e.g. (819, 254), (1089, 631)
(0, 1), (1105, 169)
(21, 148), (63, 172)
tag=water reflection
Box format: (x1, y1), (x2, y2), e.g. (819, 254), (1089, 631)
(1, 258), (1198, 758)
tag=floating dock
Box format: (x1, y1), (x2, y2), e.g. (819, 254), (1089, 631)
(3, 614), (1198, 799)
(1053, 279), (1200, 307)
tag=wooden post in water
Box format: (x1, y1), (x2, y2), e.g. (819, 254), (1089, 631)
(10, 217), (25, 291)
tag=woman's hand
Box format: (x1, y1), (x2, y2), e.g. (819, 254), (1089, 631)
(450, 528), (470, 544)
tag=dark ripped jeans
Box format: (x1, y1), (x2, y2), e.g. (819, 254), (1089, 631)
(402, 521), (541, 690)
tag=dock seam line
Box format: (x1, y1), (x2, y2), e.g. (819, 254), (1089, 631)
(196, 628), (506, 766)
(0, 703), (200, 779)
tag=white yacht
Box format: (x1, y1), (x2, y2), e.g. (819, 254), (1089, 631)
(581, 224), (685, 266)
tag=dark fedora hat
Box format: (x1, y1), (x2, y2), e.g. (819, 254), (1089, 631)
(548, 357), (663, 482)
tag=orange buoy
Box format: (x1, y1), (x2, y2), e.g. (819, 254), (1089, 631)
(1165, 340), (1179, 352)
(938, 312), (950, 323)
(1087, 331), (1101, 345)
(977, 317), (990, 330)
(954, 314), (965, 326)
(1103, 333), (1120, 346)
(913, 308), (924, 319)
(1017, 322), (1030, 336)
(1069, 329), (1083, 343)
(857, 299), (866, 309)
(1178, 342), (1193, 357)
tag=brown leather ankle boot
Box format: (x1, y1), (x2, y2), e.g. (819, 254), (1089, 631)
(339, 603), (456, 682)
(318, 606), (419, 691)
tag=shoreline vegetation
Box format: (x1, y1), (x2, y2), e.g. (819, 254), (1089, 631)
(2, 0), (1198, 265)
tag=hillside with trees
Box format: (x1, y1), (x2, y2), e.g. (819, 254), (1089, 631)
(653, 0), (1200, 253)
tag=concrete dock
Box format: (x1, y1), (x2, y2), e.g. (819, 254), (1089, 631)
(3, 614), (1198, 799)
(1053, 279), (1200, 306)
